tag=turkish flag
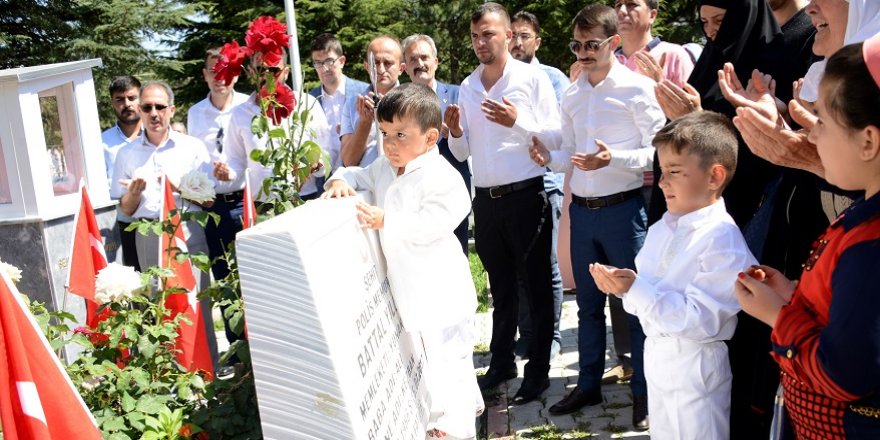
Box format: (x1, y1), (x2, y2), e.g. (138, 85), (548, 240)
(160, 176), (215, 379)
(66, 185), (109, 328)
(0, 272), (103, 440)
(242, 168), (257, 229)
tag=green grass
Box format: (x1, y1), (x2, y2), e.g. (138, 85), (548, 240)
(473, 342), (490, 355)
(469, 251), (490, 312)
(517, 423), (596, 439)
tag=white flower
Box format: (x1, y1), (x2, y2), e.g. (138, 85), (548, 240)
(178, 169), (216, 203)
(94, 263), (143, 304)
(0, 259), (22, 284)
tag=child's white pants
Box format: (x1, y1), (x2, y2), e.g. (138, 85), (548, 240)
(644, 336), (731, 440)
(421, 319), (484, 440)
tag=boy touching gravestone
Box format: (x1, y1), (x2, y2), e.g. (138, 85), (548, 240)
(322, 83), (484, 439)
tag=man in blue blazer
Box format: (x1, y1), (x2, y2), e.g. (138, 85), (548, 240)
(308, 33), (369, 175)
(402, 34), (471, 254)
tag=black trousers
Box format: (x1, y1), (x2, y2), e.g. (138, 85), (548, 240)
(118, 221), (141, 271)
(474, 183), (554, 380)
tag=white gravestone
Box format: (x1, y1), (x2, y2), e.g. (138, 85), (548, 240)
(236, 196), (430, 440)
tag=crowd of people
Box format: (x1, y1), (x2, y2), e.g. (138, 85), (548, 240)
(100, 0), (880, 438)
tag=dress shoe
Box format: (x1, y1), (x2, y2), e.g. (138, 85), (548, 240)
(600, 363), (634, 385)
(477, 366), (518, 391)
(632, 395), (649, 431)
(511, 376), (550, 405)
(548, 386), (603, 415)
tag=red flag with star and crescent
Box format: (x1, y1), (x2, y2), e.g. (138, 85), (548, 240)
(0, 271), (103, 440)
(65, 184), (109, 328)
(160, 176), (214, 380)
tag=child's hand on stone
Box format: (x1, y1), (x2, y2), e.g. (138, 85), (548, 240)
(320, 180), (356, 199)
(589, 263), (635, 296)
(356, 202), (384, 229)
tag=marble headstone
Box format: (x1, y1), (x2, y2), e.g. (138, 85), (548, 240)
(236, 196), (430, 440)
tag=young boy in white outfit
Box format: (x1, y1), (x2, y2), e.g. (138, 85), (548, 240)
(590, 111), (757, 439)
(322, 83), (483, 439)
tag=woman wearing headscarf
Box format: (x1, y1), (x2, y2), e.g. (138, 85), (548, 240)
(650, 0), (785, 228)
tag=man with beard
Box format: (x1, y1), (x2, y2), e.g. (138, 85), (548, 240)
(507, 10), (568, 363)
(446, 2), (560, 405)
(340, 35), (404, 167)
(101, 75), (143, 270)
(401, 33), (470, 254)
(309, 33), (369, 174)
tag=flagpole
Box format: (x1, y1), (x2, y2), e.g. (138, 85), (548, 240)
(283, 0), (303, 91)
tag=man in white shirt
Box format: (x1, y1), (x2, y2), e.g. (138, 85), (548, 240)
(308, 33), (369, 174)
(101, 75), (143, 270)
(222, 55), (331, 204)
(529, 4), (665, 429)
(402, 33), (470, 254)
(445, 1), (561, 405)
(339, 35), (404, 167)
(188, 48), (250, 361)
(188, 48), (250, 281)
(110, 81), (218, 364)
(508, 10), (570, 363)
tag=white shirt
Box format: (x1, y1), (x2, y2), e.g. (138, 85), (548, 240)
(187, 91), (249, 161)
(225, 92), (330, 200)
(327, 148), (476, 332)
(101, 124), (141, 222)
(109, 130), (213, 219)
(319, 76), (349, 173)
(547, 62), (665, 198)
(447, 58), (561, 188)
(623, 200), (757, 343)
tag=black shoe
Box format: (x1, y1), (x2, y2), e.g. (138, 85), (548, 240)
(477, 366), (518, 391)
(632, 395), (649, 431)
(511, 376), (550, 405)
(548, 387), (602, 415)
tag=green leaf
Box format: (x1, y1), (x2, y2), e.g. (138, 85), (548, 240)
(121, 392), (136, 412)
(137, 335), (158, 358)
(250, 114), (268, 136)
(268, 127), (286, 138)
(135, 396), (166, 415)
(125, 411), (146, 432)
(101, 415), (127, 432)
(106, 433), (133, 440)
(249, 148), (264, 162)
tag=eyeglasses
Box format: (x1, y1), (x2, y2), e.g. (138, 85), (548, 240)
(139, 103), (169, 112)
(264, 66), (283, 74)
(312, 57), (339, 69)
(513, 33), (535, 42)
(569, 36), (615, 54)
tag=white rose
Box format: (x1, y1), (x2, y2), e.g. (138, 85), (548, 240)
(94, 263), (143, 304)
(178, 169), (216, 203)
(0, 259), (22, 284)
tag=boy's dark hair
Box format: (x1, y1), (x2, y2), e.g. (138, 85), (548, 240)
(572, 4), (618, 36)
(109, 76), (141, 95)
(310, 32), (344, 56)
(376, 83), (441, 133)
(472, 2), (510, 26)
(204, 47), (221, 67)
(653, 111), (738, 189)
(512, 11), (540, 36)
(822, 42), (880, 131)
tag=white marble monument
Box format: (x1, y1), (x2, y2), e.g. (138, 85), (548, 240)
(236, 196), (430, 440)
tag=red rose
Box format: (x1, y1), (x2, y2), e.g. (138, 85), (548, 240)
(260, 83), (296, 125)
(213, 41), (251, 86)
(245, 16), (289, 67)
(179, 424), (193, 439)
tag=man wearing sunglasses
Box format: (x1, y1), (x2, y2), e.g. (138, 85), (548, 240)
(339, 35), (404, 167)
(308, 33), (369, 174)
(529, 5), (664, 430)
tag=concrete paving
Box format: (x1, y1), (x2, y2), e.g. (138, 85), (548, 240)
(473, 293), (651, 439)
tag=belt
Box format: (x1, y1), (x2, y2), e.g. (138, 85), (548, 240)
(475, 176), (543, 199)
(572, 188), (641, 209)
(218, 190), (245, 203)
